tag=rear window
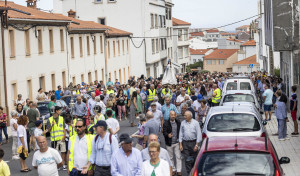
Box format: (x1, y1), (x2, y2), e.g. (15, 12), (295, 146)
(37, 103), (49, 115)
(223, 94), (255, 103)
(240, 82), (251, 90)
(207, 113), (260, 132)
(226, 82), (237, 90)
(197, 152), (275, 176)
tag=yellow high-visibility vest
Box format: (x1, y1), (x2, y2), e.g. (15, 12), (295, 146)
(162, 88), (171, 96)
(49, 116), (65, 141)
(148, 89), (156, 101)
(212, 88), (221, 103)
(74, 90), (81, 95)
(107, 89), (115, 95)
(68, 134), (95, 171)
(68, 125), (76, 137)
(94, 114), (105, 124)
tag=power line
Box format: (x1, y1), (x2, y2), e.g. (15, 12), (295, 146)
(130, 14), (259, 39)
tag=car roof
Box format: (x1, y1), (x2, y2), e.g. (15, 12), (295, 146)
(210, 104), (256, 114)
(223, 90), (254, 95)
(204, 136), (270, 153)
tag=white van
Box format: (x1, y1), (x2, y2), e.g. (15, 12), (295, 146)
(222, 77), (255, 95)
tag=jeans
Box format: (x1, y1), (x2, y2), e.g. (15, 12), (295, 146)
(166, 143), (182, 172)
(278, 119), (287, 139)
(0, 126), (8, 143)
(117, 105), (126, 118)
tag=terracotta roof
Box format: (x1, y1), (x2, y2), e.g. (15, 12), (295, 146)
(2, 2), (71, 21)
(191, 32), (204, 37)
(236, 25), (250, 29)
(226, 38), (243, 43)
(172, 17), (191, 26)
(241, 40), (256, 46)
(203, 49), (239, 60)
(190, 48), (210, 55)
(205, 29), (219, 33)
(233, 55), (259, 65)
(220, 32), (236, 35)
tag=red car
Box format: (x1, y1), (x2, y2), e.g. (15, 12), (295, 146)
(191, 136), (290, 176)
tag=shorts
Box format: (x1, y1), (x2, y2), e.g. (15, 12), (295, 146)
(291, 110), (297, 121)
(29, 127), (36, 135)
(51, 140), (66, 153)
(19, 150), (27, 160)
(264, 104), (272, 112)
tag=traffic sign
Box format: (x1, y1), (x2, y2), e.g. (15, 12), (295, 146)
(249, 64), (253, 68)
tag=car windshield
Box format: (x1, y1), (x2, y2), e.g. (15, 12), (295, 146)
(240, 82), (251, 90)
(37, 103), (49, 115)
(224, 94), (255, 103)
(226, 82), (237, 90)
(197, 152), (275, 176)
(207, 113), (260, 132)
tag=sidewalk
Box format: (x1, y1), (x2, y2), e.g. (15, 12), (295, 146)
(265, 113), (300, 176)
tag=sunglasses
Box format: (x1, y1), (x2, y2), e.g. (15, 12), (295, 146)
(75, 126), (83, 128)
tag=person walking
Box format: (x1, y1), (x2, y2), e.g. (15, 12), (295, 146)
(47, 106), (67, 171)
(48, 95), (56, 116)
(143, 112), (160, 148)
(197, 99), (210, 128)
(130, 91), (138, 127)
(179, 111), (202, 174)
(263, 84), (274, 121)
(67, 119), (95, 176)
(32, 136), (63, 176)
(274, 91), (289, 141)
(89, 120), (119, 176)
(87, 92), (97, 117)
(17, 115), (30, 172)
(291, 85), (299, 135)
(0, 107), (8, 146)
(106, 110), (120, 138)
(10, 110), (19, 160)
(116, 89), (126, 121)
(111, 133), (143, 176)
(73, 96), (88, 120)
(142, 142), (170, 176)
(147, 84), (157, 110)
(161, 97), (179, 122)
(150, 103), (163, 128)
(27, 102), (40, 151)
(136, 89), (143, 114)
(163, 111), (182, 175)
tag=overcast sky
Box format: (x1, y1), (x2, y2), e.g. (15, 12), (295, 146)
(11, 0), (258, 31)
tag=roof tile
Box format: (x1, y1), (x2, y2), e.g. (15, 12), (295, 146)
(233, 55), (259, 65)
(203, 49), (239, 60)
(172, 17), (191, 26)
(191, 32), (204, 37)
(241, 40), (256, 46)
(190, 48), (210, 55)
(205, 29), (219, 33)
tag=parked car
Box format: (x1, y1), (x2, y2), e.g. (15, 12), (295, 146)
(202, 104), (267, 139)
(37, 101), (51, 126)
(222, 77), (255, 95)
(190, 136), (290, 176)
(220, 90), (262, 113)
(56, 99), (70, 117)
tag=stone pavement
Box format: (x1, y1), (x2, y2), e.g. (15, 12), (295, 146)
(265, 113), (300, 176)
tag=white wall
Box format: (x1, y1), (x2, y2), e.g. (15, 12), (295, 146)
(232, 64), (260, 73)
(190, 55), (204, 64)
(189, 38), (218, 49)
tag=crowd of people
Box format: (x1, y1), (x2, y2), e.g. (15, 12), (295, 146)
(0, 71), (298, 176)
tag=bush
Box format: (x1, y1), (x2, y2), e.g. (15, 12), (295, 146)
(274, 67), (280, 77)
(187, 61), (203, 73)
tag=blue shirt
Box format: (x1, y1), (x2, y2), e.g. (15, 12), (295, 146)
(275, 101), (287, 120)
(72, 102), (88, 116)
(161, 104), (179, 121)
(106, 81), (114, 87)
(89, 133), (119, 166)
(127, 89), (130, 100)
(111, 147), (142, 176)
(55, 90), (62, 100)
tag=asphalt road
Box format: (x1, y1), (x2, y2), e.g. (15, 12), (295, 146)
(2, 117), (188, 176)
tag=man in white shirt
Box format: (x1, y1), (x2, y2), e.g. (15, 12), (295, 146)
(32, 136), (63, 176)
(176, 88), (190, 107)
(149, 103), (163, 127)
(192, 95), (203, 118)
(106, 110), (120, 138)
(88, 93), (97, 116)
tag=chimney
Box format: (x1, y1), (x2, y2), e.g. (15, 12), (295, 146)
(68, 9), (76, 18)
(26, 0), (37, 9)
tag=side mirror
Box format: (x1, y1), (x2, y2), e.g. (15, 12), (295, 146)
(279, 157), (290, 164)
(262, 120), (267, 126)
(260, 111), (264, 115)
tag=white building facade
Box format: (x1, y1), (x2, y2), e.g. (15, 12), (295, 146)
(53, 0), (176, 78)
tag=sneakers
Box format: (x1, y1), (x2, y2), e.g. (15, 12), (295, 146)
(12, 155), (20, 160)
(285, 137), (290, 140)
(63, 165), (67, 171)
(279, 138), (285, 141)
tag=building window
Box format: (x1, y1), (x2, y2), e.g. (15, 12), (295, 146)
(113, 40), (116, 57)
(107, 41), (111, 58)
(108, 0), (116, 2)
(127, 39), (129, 54)
(95, 0), (102, 3)
(117, 40), (120, 56)
(60, 29), (64, 51)
(151, 14), (154, 28)
(119, 69), (122, 83)
(81, 74), (84, 83)
(98, 18), (106, 25)
(178, 47), (183, 59)
(122, 40), (125, 55)
(109, 72), (111, 80)
(25, 30), (30, 56)
(95, 70), (98, 81)
(219, 60), (224, 65)
(79, 36), (83, 57)
(72, 76), (76, 85)
(114, 70), (117, 80)
(101, 68), (104, 81)
(152, 39), (155, 54)
(93, 36), (97, 54)
(49, 29), (54, 53)
(238, 66), (241, 72)
(9, 30), (15, 58)
(100, 35), (103, 53)
(206, 60), (212, 65)
(62, 71), (66, 88)
(70, 37), (74, 58)
(213, 60), (216, 65)
(39, 76), (45, 90)
(123, 68), (126, 83)
(178, 30), (183, 41)
(128, 66), (130, 77)
(37, 29), (43, 54)
(88, 72), (92, 84)
(160, 38), (164, 51)
(51, 74), (56, 90)
(155, 14), (158, 28)
(87, 36), (90, 56)
(155, 39), (159, 53)
(11, 83), (17, 105)
(27, 79), (32, 100)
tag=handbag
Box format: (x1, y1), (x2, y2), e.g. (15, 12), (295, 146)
(0, 123), (6, 128)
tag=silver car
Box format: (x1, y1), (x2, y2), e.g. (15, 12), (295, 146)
(202, 104), (267, 139)
(220, 90), (262, 114)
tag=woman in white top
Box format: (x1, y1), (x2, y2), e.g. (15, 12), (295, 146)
(36, 88), (47, 102)
(142, 142), (170, 176)
(10, 110), (19, 160)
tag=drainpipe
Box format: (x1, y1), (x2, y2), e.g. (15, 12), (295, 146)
(1, 12), (9, 115)
(104, 32), (108, 82)
(65, 26), (70, 86)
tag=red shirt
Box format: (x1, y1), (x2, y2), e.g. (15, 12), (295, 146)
(95, 89), (101, 96)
